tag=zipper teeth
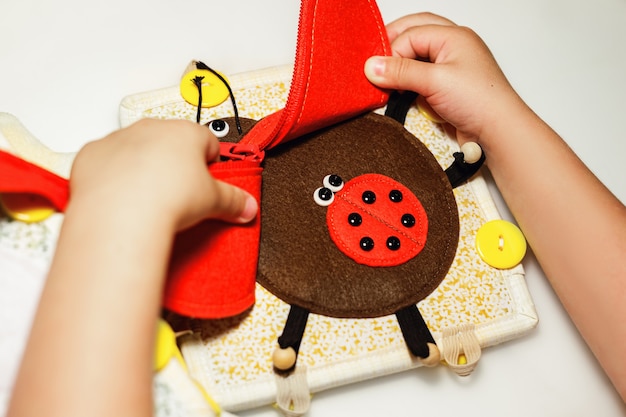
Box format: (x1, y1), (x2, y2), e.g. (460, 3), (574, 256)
(255, 0), (309, 151)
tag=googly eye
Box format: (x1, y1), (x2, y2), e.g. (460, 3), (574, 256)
(313, 187), (335, 206)
(323, 174), (344, 193)
(207, 119), (230, 138)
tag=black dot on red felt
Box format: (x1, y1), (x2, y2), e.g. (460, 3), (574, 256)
(389, 189), (403, 202)
(362, 191), (376, 204)
(360, 236), (374, 251)
(386, 236), (401, 251)
(348, 212), (362, 226)
(401, 213), (416, 228)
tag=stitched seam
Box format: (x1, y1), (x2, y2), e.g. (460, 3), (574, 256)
(367, 0), (392, 103)
(294, 0), (320, 128)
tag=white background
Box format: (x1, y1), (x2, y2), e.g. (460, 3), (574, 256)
(1, 0), (625, 416)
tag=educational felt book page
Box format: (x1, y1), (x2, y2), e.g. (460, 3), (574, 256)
(1, 1), (625, 416)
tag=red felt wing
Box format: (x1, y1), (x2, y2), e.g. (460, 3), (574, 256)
(0, 150), (69, 211)
(0, 0), (392, 320)
(166, 0), (392, 318)
(241, 0), (391, 151)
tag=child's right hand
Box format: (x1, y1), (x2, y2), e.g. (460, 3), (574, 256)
(364, 12), (529, 147)
(70, 118), (258, 233)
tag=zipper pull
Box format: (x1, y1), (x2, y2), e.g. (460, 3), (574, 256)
(219, 142), (265, 162)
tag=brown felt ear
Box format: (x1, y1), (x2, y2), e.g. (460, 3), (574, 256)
(257, 113), (459, 319)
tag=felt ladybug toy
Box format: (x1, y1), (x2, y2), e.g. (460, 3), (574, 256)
(170, 0), (486, 372)
(0, 0), (486, 376)
(199, 87), (484, 370)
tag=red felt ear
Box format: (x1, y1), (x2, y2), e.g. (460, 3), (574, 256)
(0, 150), (69, 212)
(241, 0), (391, 151)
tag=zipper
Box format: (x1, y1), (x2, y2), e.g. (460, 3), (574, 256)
(219, 142), (265, 162)
(239, 0), (312, 151)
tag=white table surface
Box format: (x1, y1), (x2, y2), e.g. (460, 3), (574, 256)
(1, 0), (625, 416)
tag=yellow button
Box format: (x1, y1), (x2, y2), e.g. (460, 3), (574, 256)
(475, 220), (527, 269)
(180, 69), (230, 108)
(153, 319), (187, 372)
(417, 95), (445, 124)
(0, 193), (56, 223)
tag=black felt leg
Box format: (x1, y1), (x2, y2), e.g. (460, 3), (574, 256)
(273, 305), (310, 372)
(278, 304), (310, 352)
(444, 149), (486, 188)
(395, 304), (436, 359)
(384, 90), (419, 125)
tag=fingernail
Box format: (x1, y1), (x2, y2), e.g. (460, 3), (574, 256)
(238, 195), (258, 223)
(365, 56), (386, 78)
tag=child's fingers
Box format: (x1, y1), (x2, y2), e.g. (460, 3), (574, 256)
(364, 55), (435, 97)
(389, 24), (457, 62)
(204, 180), (258, 225)
(385, 12), (457, 43)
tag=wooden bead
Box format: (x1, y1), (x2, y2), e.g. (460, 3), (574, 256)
(419, 343), (441, 367)
(272, 346), (297, 370)
(461, 142), (482, 164)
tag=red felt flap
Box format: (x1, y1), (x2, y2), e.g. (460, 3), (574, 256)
(1, 0), (393, 320)
(241, 0), (391, 151)
(169, 0), (393, 317)
(0, 148), (262, 319)
(164, 161), (263, 318)
(0, 150), (69, 211)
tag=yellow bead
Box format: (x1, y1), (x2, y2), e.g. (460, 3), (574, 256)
(475, 220), (527, 269)
(0, 193), (56, 223)
(180, 69), (230, 108)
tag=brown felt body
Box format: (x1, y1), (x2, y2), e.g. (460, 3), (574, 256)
(256, 113), (459, 318)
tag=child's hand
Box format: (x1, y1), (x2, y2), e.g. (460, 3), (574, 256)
(70, 118), (258, 232)
(364, 12), (527, 146)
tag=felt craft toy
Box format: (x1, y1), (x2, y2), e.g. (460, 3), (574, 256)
(164, 0), (486, 371)
(0, 0), (537, 414)
(163, 0), (394, 321)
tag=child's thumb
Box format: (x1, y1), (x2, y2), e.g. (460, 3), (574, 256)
(364, 56), (430, 96)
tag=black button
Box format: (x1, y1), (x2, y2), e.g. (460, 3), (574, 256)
(389, 189), (403, 202)
(360, 237), (375, 251)
(386, 236), (401, 251)
(362, 191), (376, 204)
(348, 213), (362, 226)
(401, 213), (416, 228)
